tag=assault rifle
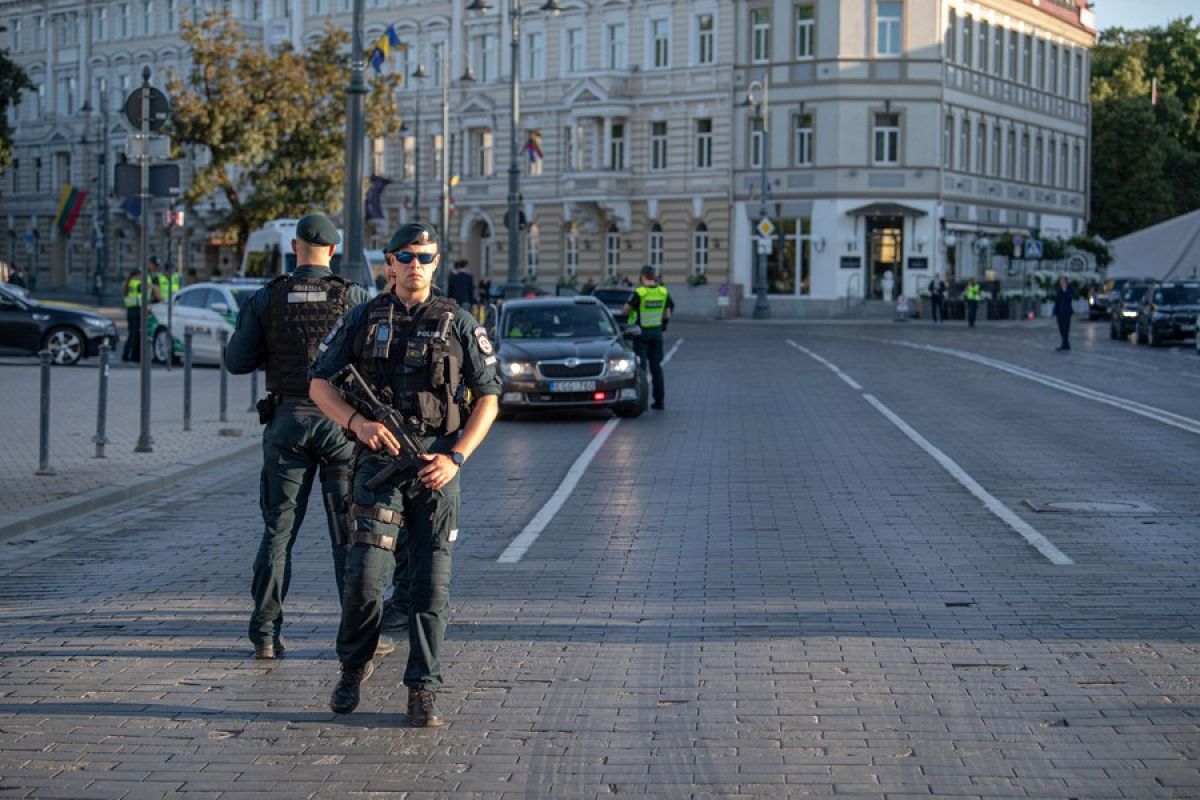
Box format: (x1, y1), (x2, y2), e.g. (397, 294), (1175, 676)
(330, 364), (430, 491)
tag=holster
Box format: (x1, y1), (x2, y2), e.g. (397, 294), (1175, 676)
(325, 491), (350, 546)
(256, 394), (280, 425)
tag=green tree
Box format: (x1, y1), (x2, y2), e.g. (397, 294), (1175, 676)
(167, 13), (401, 255)
(0, 50), (33, 173)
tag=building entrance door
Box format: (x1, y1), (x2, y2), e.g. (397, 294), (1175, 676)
(866, 217), (903, 299)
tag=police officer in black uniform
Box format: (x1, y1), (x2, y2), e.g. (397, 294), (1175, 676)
(309, 221), (501, 724)
(225, 213), (396, 661)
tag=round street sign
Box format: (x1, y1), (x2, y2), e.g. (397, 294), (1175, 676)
(756, 217), (775, 237)
(123, 86), (171, 133)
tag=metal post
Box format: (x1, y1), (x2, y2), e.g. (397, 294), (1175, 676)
(413, 66), (423, 222)
(439, 49), (451, 295)
(504, 0), (523, 299)
(135, 67), (154, 453)
(93, 343), (110, 458)
(248, 370), (258, 413)
(752, 75), (771, 320)
(35, 350), (55, 476)
(165, 246), (174, 372)
(218, 329), (229, 423)
(342, 0), (368, 288)
(183, 331), (193, 431)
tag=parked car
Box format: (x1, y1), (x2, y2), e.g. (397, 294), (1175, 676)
(1135, 281), (1200, 346)
(590, 287), (636, 324)
(1109, 282), (1153, 339)
(1089, 277), (1136, 321)
(147, 279), (266, 365)
(0, 284), (117, 365)
(492, 296), (648, 419)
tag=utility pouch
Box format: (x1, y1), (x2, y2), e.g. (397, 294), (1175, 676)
(256, 395), (278, 425)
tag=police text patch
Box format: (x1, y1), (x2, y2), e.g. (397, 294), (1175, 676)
(288, 290), (328, 303)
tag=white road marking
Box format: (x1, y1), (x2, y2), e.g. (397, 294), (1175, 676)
(790, 342), (1073, 566)
(894, 341), (1200, 436)
(496, 337), (683, 564)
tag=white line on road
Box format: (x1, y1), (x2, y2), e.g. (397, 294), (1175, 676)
(496, 337), (683, 564)
(894, 341), (1200, 436)
(790, 342), (1072, 566)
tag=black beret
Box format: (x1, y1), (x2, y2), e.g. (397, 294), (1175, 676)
(640, 265), (657, 279)
(295, 214), (341, 246)
(385, 221), (439, 253)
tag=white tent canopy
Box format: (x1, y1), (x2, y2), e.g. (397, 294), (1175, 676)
(1109, 208), (1200, 281)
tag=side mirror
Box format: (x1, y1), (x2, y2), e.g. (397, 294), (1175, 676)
(484, 303), (499, 338)
(209, 302), (230, 315)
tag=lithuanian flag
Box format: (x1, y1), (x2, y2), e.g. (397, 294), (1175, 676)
(55, 184), (87, 236)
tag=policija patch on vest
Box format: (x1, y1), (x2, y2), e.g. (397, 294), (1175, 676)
(288, 290), (329, 303)
(473, 326), (494, 356)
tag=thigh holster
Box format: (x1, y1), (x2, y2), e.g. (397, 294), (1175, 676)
(347, 504), (404, 551)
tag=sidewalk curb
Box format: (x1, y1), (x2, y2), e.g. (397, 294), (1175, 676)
(0, 438), (259, 543)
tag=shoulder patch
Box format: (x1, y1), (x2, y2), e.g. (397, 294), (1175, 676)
(473, 325), (494, 356)
(317, 316), (345, 352)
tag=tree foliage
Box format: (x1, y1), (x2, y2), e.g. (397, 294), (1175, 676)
(0, 49), (33, 174)
(1091, 17), (1200, 239)
(167, 14), (401, 254)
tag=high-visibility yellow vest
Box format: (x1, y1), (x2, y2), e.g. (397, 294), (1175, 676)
(155, 273), (180, 297)
(124, 277), (143, 308)
(965, 283), (982, 302)
(633, 285), (669, 329)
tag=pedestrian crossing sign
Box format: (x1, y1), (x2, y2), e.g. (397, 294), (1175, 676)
(1024, 240), (1043, 260)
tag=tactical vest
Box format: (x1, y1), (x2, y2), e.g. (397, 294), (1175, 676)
(264, 272), (352, 398)
(124, 277), (142, 308)
(352, 293), (467, 436)
(634, 284), (669, 329)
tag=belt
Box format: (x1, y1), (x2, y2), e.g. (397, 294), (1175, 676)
(349, 503), (403, 526)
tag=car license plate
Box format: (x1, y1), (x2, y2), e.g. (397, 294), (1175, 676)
(1181, 324), (1196, 332)
(548, 380), (596, 393)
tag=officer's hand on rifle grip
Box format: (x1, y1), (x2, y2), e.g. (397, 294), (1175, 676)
(418, 453), (459, 492)
(350, 416), (401, 456)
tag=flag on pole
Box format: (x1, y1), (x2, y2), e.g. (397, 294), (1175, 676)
(365, 174), (392, 220)
(55, 184), (87, 236)
(370, 24), (407, 74)
(521, 130), (543, 163)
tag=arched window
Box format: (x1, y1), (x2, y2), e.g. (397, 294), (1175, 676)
(692, 222), (709, 274)
(605, 223), (620, 277)
(647, 223), (663, 270)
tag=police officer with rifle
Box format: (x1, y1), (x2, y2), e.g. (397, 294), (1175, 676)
(224, 213), (396, 662)
(309, 221), (501, 724)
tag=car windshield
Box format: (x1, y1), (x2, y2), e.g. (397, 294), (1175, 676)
(503, 305), (616, 339)
(1158, 285), (1200, 305)
(1123, 286), (1149, 302)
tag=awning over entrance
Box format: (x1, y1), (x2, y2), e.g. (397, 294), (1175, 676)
(846, 202), (927, 218)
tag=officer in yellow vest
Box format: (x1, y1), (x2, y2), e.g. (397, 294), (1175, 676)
(622, 265), (673, 410)
(964, 278), (982, 328)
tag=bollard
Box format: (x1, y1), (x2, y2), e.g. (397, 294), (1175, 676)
(248, 369), (258, 413)
(35, 350), (56, 476)
(183, 331), (193, 431)
(93, 343), (111, 458)
(218, 329), (229, 423)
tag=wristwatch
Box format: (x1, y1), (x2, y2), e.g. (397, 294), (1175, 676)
(449, 450), (466, 467)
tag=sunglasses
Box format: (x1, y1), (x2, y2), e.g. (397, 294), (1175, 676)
(387, 251), (438, 265)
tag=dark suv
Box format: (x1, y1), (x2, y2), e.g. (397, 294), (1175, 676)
(1135, 282), (1200, 346)
(1109, 282), (1153, 340)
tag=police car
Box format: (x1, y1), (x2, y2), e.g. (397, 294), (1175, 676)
(147, 279), (265, 365)
(493, 296), (648, 419)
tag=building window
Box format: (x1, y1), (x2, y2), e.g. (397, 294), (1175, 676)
(695, 13), (715, 65)
(749, 117), (765, 169)
(471, 128), (493, 177)
(527, 31), (545, 80)
(118, 4), (130, 39)
(648, 223), (663, 270)
(402, 136), (415, 181)
(431, 41), (444, 87)
(947, 9), (956, 61)
(1049, 44), (1059, 94)
(10, 159), (17, 193)
(1007, 29), (1017, 80)
(992, 24), (1002, 75)
(34, 16), (46, 49)
(1034, 135), (1043, 184)
(1047, 138), (1058, 187)
(606, 22), (627, 69)
(873, 112), (900, 165)
(1060, 140), (1069, 187)
(1035, 38), (1045, 90)
(978, 20), (989, 72)
(692, 223), (709, 275)
(975, 122), (985, 175)
(564, 229), (578, 277)
(142, 0), (154, 37)
(960, 14), (972, 66)
(1020, 131), (1030, 181)
(991, 124), (1001, 176)
(605, 224), (620, 277)
(1022, 34), (1033, 85)
(610, 123), (625, 170)
(650, 18), (670, 69)
(473, 33), (498, 83)
(695, 119), (713, 169)
(959, 118), (970, 171)
(793, 113), (813, 166)
(10, 19), (20, 52)
(566, 27), (585, 73)
(1074, 142), (1083, 191)
(794, 4), (815, 59)
(650, 121), (668, 171)
(751, 7), (770, 64)
(1006, 129), (1015, 179)
(943, 115), (953, 169)
(1074, 51), (1084, 100)
(876, 2), (902, 57)
(95, 8), (108, 41)
(166, 0), (178, 32)
(34, 157), (42, 193)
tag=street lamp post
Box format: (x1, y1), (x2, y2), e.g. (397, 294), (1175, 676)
(412, 63), (427, 222)
(438, 48), (452, 294)
(747, 76), (771, 319)
(81, 97), (111, 306)
(342, 0), (368, 287)
(466, 0), (561, 299)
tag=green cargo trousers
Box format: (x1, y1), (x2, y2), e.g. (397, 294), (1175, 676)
(337, 454), (458, 690)
(248, 410), (356, 647)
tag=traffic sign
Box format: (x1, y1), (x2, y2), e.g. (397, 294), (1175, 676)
(123, 86), (171, 133)
(756, 217), (775, 237)
(125, 134), (171, 161)
(1024, 239), (1043, 260)
(756, 236), (772, 255)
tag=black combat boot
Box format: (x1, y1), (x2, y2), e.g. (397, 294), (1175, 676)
(375, 634), (398, 657)
(407, 688), (444, 727)
(329, 660), (375, 714)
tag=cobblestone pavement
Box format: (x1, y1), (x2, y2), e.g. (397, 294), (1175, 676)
(0, 319), (1198, 799)
(0, 357), (260, 516)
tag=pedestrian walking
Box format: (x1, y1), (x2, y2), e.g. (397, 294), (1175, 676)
(309, 221), (502, 723)
(928, 274), (947, 323)
(448, 259), (476, 309)
(622, 265), (673, 410)
(222, 213), (396, 663)
(964, 278), (981, 328)
(1053, 276), (1074, 351)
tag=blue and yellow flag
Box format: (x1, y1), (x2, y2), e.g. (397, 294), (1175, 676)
(370, 25), (406, 74)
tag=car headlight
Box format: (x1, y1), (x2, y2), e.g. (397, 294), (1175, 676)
(502, 360), (534, 377)
(83, 317), (111, 328)
(1122, 310), (1137, 318)
(607, 357), (635, 376)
